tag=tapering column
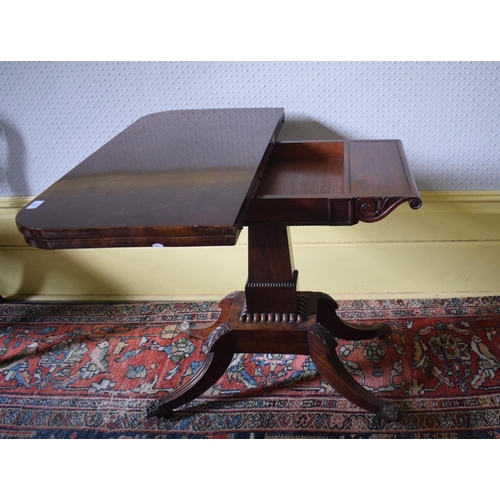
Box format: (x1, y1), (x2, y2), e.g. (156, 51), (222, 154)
(244, 225), (298, 314)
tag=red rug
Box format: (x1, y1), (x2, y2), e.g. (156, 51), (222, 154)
(1, 296), (499, 438)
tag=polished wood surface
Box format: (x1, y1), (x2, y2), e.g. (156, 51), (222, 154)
(147, 290), (400, 421)
(16, 108), (284, 248)
(15, 108), (422, 421)
(255, 142), (345, 196)
(245, 140), (421, 225)
(245, 225), (297, 314)
(146, 224), (407, 421)
(16, 112), (420, 247)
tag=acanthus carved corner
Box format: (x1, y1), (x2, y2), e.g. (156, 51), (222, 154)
(354, 196), (422, 223)
(204, 323), (231, 351)
(309, 323), (338, 354)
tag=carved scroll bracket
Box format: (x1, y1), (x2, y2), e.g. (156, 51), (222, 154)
(354, 196), (422, 223)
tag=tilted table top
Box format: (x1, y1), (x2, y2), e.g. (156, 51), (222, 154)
(16, 108), (421, 249)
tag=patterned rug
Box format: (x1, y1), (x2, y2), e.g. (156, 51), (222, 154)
(1, 296), (499, 438)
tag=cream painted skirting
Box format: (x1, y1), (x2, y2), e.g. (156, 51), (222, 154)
(1, 191), (500, 301)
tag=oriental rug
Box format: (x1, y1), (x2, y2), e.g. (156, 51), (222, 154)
(1, 296), (499, 438)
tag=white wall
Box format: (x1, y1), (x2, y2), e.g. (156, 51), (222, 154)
(1, 61), (499, 196)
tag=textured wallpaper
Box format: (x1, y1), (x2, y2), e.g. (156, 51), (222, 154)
(1, 61), (499, 196)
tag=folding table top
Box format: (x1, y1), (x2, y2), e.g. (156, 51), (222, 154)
(16, 108), (421, 250)
(16, 108), (285, 249)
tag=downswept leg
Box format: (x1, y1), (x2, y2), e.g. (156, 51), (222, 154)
(316, 293), (391, 341)
(308, 323), (401, 421)
(146, 324), (235, 418)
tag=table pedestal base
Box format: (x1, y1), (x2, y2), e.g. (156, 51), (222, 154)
(146, 291), (401, 422)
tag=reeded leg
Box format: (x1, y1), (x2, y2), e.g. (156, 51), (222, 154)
(308, 324), (401, 421)
(146, 324), (235, 418)
(316, 293), (391, 341)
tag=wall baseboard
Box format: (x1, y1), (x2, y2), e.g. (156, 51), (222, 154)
(1, 191), (500, 301)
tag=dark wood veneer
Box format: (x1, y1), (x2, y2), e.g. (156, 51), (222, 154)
(15, 108), (421, 422)
(16, 108), (285, 247)
(245, 139), (421, 226)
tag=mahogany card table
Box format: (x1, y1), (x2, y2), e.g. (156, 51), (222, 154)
(16, 108), (422, 421)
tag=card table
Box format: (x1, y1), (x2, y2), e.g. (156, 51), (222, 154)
(16, 108), (422, 421)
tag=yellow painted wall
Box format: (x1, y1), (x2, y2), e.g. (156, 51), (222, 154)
(1, 192), (499, 301)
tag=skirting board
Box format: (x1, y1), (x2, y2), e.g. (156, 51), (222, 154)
(1, 191), (500, 301)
